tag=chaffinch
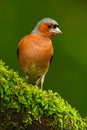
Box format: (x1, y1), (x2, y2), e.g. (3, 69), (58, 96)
(17, 18), (62, 89)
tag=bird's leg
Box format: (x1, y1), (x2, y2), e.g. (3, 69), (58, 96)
(26, 74), (29, 80)
(36, 76), (41, 85)
(41, 74), (45, 90)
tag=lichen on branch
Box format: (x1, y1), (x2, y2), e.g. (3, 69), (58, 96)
(0, 60), (87, 130)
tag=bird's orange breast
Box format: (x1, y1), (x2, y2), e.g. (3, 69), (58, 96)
(18, 34), (53, 76)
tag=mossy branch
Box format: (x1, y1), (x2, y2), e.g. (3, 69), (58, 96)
(0, 60), (87, 130)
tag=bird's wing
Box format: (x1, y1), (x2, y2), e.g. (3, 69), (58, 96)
(50, 54), (54, 65)
(17, 48), (19, 58)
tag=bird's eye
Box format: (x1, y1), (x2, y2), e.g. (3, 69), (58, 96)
(53, 24), (59, 29)
(48, 25), (52, 28)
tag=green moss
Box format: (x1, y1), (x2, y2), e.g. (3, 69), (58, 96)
(0, 60), (87, 130)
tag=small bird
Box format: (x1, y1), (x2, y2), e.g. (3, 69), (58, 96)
(17, 18), (62, 89)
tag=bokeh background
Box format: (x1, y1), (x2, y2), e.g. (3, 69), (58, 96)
(0, 0), (87, 117)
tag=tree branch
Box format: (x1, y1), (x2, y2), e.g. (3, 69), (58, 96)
(0, 60), (87, 130)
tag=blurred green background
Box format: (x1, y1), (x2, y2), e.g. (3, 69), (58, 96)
(0, 0), (87, 117)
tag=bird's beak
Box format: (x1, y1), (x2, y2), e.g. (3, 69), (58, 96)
(50, 27), (62, 34)
(54, 27), (62, 34)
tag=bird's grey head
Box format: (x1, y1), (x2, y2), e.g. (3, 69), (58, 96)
(32, 18), (62, 34)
